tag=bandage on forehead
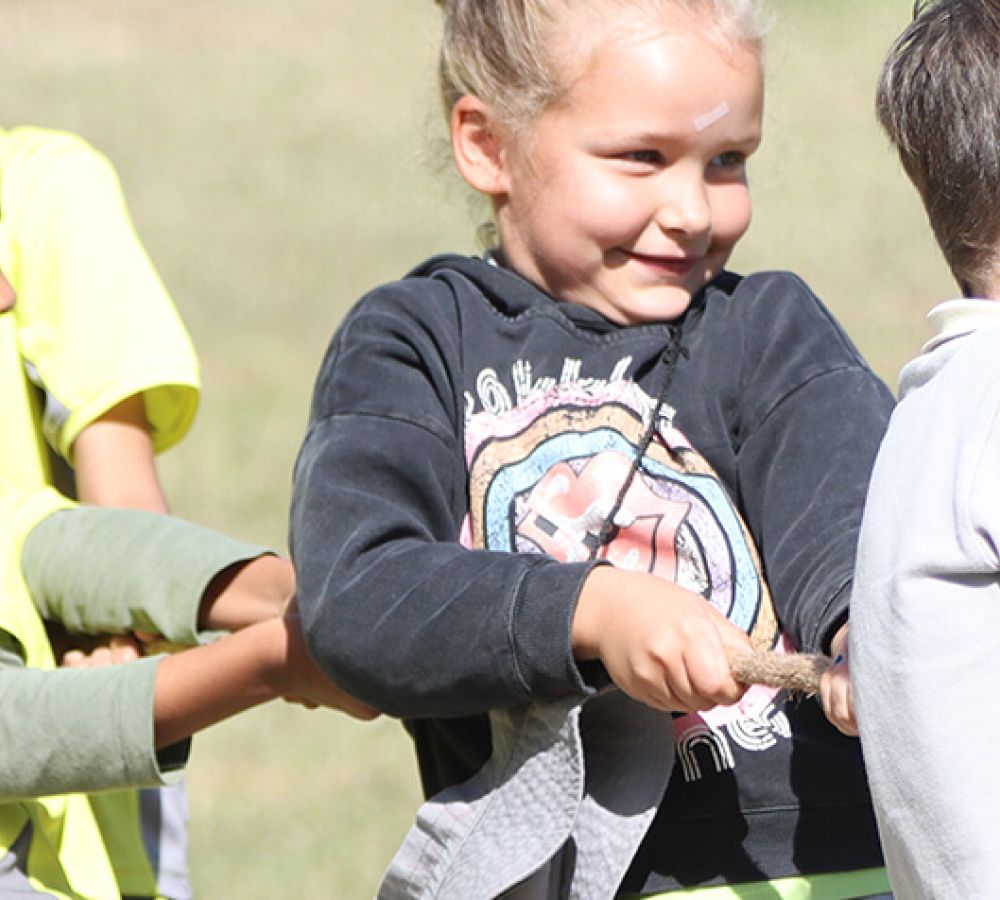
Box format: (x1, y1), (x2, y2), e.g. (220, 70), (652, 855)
(693, 101), (730, 132)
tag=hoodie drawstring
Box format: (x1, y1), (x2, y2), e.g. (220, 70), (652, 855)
(590, 324), (688, 559)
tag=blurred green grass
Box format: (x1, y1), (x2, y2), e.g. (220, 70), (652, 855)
(0, 1), (954, 897)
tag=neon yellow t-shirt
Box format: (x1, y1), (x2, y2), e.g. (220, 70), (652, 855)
(0, 484), (125, 900)
(0, 125), (199, 486)
(0, 126), (200, 898)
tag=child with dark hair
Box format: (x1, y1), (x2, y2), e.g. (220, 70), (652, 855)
(850, 1), (1000, 896)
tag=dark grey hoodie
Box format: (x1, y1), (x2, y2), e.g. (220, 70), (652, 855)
(291, 255), (893, 893)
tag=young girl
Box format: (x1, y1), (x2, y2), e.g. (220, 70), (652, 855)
(291, 0), (894, 896)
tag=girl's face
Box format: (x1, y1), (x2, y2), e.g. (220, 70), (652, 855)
(494, 9), (763, 325)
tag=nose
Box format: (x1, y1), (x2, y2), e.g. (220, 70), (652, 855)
(0, 269), (14, 314)
(653, 167), (711, 240)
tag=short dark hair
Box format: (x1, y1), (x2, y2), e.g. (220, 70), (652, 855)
(876, 0), (1000, 296)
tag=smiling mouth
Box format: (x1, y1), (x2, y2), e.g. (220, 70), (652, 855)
(625, 251), (699, 278)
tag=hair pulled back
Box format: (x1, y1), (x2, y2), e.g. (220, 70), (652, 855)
(433, 0), (770, 131)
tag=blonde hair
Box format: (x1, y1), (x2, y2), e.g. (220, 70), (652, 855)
(433, 0), (770, 131)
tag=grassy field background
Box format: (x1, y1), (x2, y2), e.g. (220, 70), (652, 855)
(1, 2), (955, 897)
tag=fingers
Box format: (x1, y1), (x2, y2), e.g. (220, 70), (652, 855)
(678, 614), (753, 709)
(632, 619), (749, 713)
(819, 621), (856, 735)
(678, 638), (747, 710)
(61, 649), (88, 668)
(109, 634), (141, 663)
(284, 692), (379, 721)
(284, 684), (380, 721)
(278, 612), (380, 720)
(335, 696), (380, 721)
(281, 687), (379, 721)
(301, 676), (381, 720)
(60, 634), (141, 668)
(283, 695), (320, 710)
(585, 573), (753, 714)
(819, 654), (857, 736)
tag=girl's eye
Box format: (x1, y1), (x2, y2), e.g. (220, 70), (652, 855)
(621, 149), (663, 166)
(710, 151), (747, 170)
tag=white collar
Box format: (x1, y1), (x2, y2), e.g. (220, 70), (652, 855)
(923, 298), (1000, 352)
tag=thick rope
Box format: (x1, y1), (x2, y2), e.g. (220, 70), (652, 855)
(729, 650), (831, 696)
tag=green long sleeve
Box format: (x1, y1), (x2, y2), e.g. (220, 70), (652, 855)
(22, 506), (272, 645)
(0, 506), (275, 798)
(0, 633), (185, 799)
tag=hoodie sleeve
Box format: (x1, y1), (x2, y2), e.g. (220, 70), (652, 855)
(728, 273), (894, 653)
(290, 281), (598, 719)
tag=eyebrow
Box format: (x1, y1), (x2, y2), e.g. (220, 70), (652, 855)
(591, 124), (760, 151)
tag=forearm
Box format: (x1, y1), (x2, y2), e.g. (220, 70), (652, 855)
(154, 607), (376, 747)
(198, 553), (294, 632)
(293, 416), (594, 717)
(73, 394), (169, 512)
(152, 619), (286, 748)
(0, 613), (371, 798)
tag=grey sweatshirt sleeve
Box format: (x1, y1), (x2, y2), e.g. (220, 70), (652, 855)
(291, 286), (599, 720)
(0, 633), (186, 799)
(22, 506), (272, 645)
(737, 365), (891, 652)
(725, 273), (895, 653)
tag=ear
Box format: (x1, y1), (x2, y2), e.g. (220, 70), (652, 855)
(450, 95), (509, 197)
